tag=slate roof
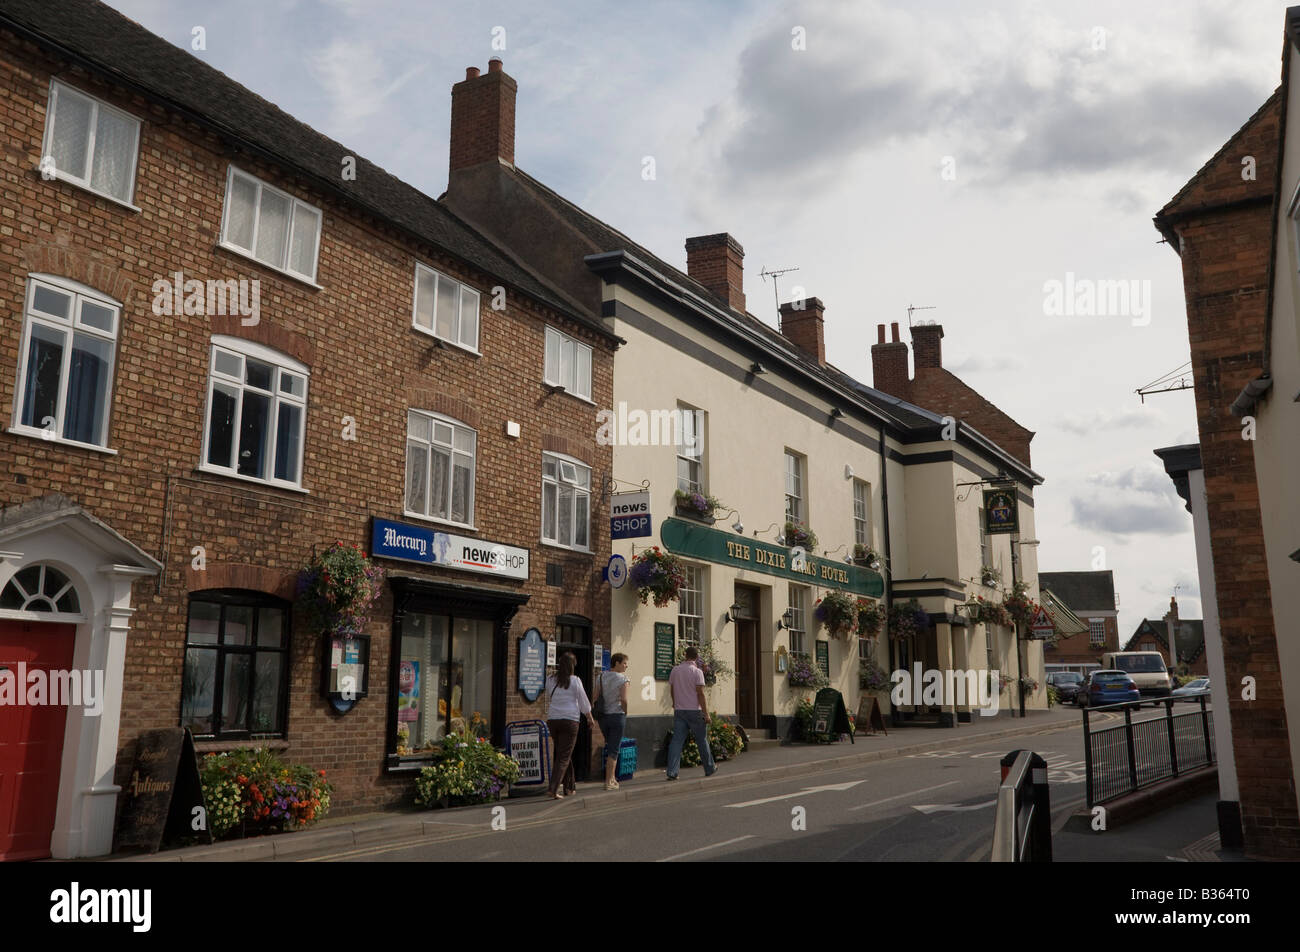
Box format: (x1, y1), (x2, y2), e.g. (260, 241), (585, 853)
(1125, 618), (1206, 662)
(0, 0), (617, 341)
(1037, 571), (1116, 613)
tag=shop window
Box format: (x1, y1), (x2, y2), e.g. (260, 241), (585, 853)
(405, 409), (475, 526)
(542, 452), (591, 550)
(180, 591), (291, 739)
(12, 275), (119, 449)
(0, 563), (81, 614)
(396, 612), (494, 752)
(42, 79), (141, 206)
(413, 262), (480, 351)
(200, 336), (308, 489)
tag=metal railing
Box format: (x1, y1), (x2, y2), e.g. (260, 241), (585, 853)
(991, 750), (1052, 862)
(1083, 693), (1215, 807)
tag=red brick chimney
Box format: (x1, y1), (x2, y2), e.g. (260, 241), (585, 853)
(449, 57), (516, 175)
(871, 322), (910, 398)
(685, 233), (745, 313)
(911, 321), (944, 370)
(779, 297), (826, 365)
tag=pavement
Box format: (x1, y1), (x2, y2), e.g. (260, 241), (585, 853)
(97, 705), (1225, 862)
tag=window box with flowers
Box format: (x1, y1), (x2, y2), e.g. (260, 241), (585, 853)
(814, 589), (859, 639)
(673, 489), (725, 523)
(629, 546), (687, 607)
(782, 521), (818, 550)
(787, 651), (829, 689)
(853, 543), (880, 568)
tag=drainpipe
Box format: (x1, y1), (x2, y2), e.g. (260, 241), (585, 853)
(879, 423), (897, 724)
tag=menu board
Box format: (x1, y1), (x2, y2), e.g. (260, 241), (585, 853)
(654, 623), (675, 680)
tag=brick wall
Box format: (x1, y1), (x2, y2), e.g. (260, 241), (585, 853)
(1156, 91), (1300, 859)
(0, 34), (613, 815)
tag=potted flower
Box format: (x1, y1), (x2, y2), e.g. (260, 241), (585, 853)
(853, 543), (879, 568)
(980, 564), (1001, 587)
(673, 489), (724, 522)
(782, 521), (818, 550)
(628, 547), (687, 607)
(297, 541), (383, 635)
(787, 652), (829, 689)
(856, 597), (883, 638)
(814, 590), (858, 639)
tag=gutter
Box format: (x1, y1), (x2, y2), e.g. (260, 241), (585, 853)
(1229, 374), (1273, 417)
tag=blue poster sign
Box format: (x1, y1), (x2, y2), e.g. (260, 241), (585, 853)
(517, 628), (546, 702)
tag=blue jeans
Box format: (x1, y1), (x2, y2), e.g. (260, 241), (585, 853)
(667, 709), (716, 777)
(599, 712), (626, 764)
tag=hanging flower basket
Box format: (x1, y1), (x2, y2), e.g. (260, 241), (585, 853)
(673, 489), (725, 522)
(674, 642), (733, 685)
(629, 547), (687, 607)
(782, 521), (818, 550)
(859, 658), (891, 693)
(787, 652), (828, 689)
(965, 595), (1012, 627)
(1003, 581), (1040, 628)
(814, 590), (858, 639)
(297, 542), (383, 636)
(888, 598), (927, 639)
(1018, 675), (1039, 694)
(856, 597), (883, 637)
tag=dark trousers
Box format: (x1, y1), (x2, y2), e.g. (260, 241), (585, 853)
(547, 719), (579, 794)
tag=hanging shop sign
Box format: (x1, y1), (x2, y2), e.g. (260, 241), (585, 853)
(659, 518), (884, 597)
(371, 518), (529, 580)
(982, 488), (1019, 535)
(610, 491), (653, 540)
(605, 554), (628, 588)
(518, 628), (546, 701)
(654, 622), (675, 680)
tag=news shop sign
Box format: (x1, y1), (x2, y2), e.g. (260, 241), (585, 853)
(610, 491), (652, 540)
(371, 518), (529, 580)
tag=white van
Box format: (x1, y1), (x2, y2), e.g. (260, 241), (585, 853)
(1102, 652), (1171, 703)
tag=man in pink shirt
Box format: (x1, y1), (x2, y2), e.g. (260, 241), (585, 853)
(666, 646), (717, 780)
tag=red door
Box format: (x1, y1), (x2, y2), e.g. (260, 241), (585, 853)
(0, 621), (75, 861)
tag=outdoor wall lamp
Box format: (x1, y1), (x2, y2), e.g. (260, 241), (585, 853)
(719, 508), (744, 534)
(749, 362), (767, 374)
(753, 522), (781, 540)
(724, 603), (744, 624)
(776, 609), (794, 631)
(823, 543), (852, 563)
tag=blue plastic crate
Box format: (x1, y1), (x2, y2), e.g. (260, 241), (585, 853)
(616, 738), (637, 781)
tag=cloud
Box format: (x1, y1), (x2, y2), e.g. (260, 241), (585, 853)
(1059, 405), (1162, 436)
(308, 38), (428, 135)
(1070, 464), (1189, 535)
(945, 353), (1027, 374)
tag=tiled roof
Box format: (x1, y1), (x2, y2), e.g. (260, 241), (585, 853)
(1037, 571), (1116, 613)
(0, 0), (616, 340)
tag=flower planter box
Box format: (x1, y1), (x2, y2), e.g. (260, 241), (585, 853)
(673, 504), (715, 524)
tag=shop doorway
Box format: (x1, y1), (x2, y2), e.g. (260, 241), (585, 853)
(0, 620), (76, 861)
(733, 584), (762, 729)
(556, 616), (593, 781)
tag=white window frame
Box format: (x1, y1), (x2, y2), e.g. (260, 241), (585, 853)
(543, 326), (592, 401)
(41, 80), (142, 209)
(785, 450), (804, 524)
(787, 584), (809, 656)
(676, 404), (705, 494)
(677, 563), (706, 649)
(853, 479), (871, 547)
(412, 262), (481, 353)
(541, 451), (592, 551)
(1089, 619), (1106, 647)
(199, 336), (309, 491)
(218, 166), (323, 284)
(10, 274), (120, 453)
(404, 409), (477, 529)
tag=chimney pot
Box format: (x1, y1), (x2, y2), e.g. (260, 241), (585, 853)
(684, 233), (746, 313)
(877, 324), (886, 344)
(466, 66), (480, 79)
(890, 322), (900, 343)
(488, 57), (503, 72)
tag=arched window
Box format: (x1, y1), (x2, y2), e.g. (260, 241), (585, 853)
(0, 563), (81, 613)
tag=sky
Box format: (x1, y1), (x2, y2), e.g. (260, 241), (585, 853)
(103, 0), (1293, 637)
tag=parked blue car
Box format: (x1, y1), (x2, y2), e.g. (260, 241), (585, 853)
(1077, 670), (1140, 709)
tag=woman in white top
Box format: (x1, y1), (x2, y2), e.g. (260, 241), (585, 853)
(545, 652), (593, 799)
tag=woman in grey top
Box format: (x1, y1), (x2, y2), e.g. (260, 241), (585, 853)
(593, 653), (629, 790)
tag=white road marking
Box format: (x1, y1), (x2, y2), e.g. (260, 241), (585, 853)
(657, 835), (756, 862)
(724, 780), (867, 809)
(912, 799), (997, 814)
(846, 780), (960, 812)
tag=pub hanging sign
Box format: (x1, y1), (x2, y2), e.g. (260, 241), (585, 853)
(983, 488), (1019, 535)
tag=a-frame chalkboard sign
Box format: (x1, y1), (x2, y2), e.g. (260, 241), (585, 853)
(810, 688), (854, 743)
(855, 694), (888, 735)
(113, 727), (211, 854)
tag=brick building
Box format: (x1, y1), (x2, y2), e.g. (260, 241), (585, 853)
(1124, 598), (1208, 678)
(0, 0), (617, 860)
(1152, 7), (1300, 859)
(1037, 570), (1120, 672)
